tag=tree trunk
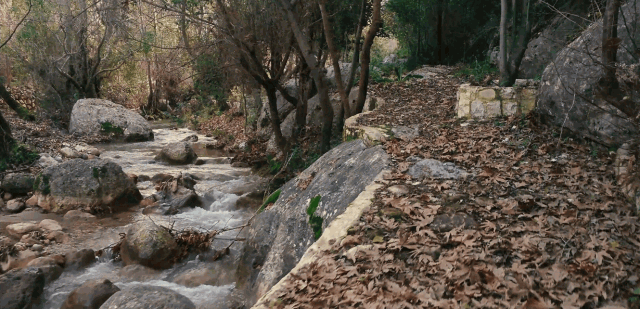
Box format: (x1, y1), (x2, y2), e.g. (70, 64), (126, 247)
(602, 0), (621, 94)
(0, 109), (12, 157)
(277, 0), (333, 152)
(266, 84), (287, 152)
(354, 0), (382, 114)
(499, 0), (509, 85)
(319, 1), (350, 135)
(436, 0), (444, 64)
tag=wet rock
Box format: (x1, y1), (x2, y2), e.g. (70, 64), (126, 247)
(4, 192), (12, 200)
(6, 222), (39, 237)
(65, 249), (96, 271)
(38, 219), (62, 232)
(237, 140), (389, 305)
(46, 231), (69, 244)
(0, 268), (45, 309)
(231, 162), (250, 168)
(21, 233), (42, 245)
(69, 98), (154, 142)
(60, 147), (80, 159)
(61, 279), (120, 309)
(64, 209), (97, 221)
(172, 267), (217, 287)
(154, 142), (197, 165)
(31, 244), (43, 252)
(120, 221), (179, 269)
(138, 175), (151, 182)
(151, 173), (173, 184)
(207, 157), (232, 165)
(116, 264), (161, 281)
(194, 159), (206, 166)
(34, 159), (142, 214)
(26, 257), (63, 283)
(182, 134), (198, 142)
(538, 2), (640, 146)
(1, 173), (35, 195)
(408, 159), (468, 180)
(430, 213), (477, 232)
(100, 285), (195, 309)
(6, 199), (26, 213)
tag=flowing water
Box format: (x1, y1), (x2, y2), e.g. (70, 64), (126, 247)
(38, 123), (266, 309)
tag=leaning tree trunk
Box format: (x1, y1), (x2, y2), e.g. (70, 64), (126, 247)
(354, 0), (382, 114)
(0, 109), (12, 157)
(0, 81), (33, 120)
(602, 0), (621, 95)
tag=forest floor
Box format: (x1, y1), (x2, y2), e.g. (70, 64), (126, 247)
(267, 67), (640, 308)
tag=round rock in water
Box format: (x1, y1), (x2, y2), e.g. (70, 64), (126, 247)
(0, 268), (45, 309)
(120, 221), (179, 269)
(154, 142), (198, 165)
(99, 285), (195, 309)
(61, 279), (120, 309)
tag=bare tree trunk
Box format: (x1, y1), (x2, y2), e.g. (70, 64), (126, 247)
(0, 109), (12, 157)
(277, 0), (334, 153)
(499, 0), (509, 85)
(436, 0), (444, 64)
(602, 0), (621, 94)
(345, 0), (366, 97)
(266, 85), (287, 152)
(319, 0), (350, 135)
(354, 0), (382, 114)
(0, 81), (33, 120)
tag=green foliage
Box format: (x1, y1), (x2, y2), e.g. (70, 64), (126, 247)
(288, 147), (322, 172)
(193, 53), (227, 103)
(267, 155), (282, 175)
(33, 173), (50, 195)
(258, 189), (281, 213)
(306, 195), (323, 240)
(100, 122), (124, 136)
(0, 143), (39, 172)
(453, 59), (498, 83)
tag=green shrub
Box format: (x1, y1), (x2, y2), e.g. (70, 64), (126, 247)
(258, 189), (281, 213)
(453, 59), (498, 83)
(0, 143), (39, 172)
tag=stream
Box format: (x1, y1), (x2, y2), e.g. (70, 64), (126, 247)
(38, 123), (266, 309)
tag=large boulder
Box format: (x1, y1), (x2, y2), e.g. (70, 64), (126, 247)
(1, 173), (35, 195)
(69, 99), (154, 142)
(120, 221), (179, 269)
(33, 159), (142, 213)
(61, 279), (120, 309)
(154, 142), (197, 165)
(0, 268), (45, 309)
(99, 285), (195, 309)
(236, 140), (389, 305)
(538, 1), (640, 146)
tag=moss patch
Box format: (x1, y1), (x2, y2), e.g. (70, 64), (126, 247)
(258, 189), (281, 213)
(306, 195), (323, 240)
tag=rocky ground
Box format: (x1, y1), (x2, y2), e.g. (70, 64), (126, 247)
(264, 67), (640, 308)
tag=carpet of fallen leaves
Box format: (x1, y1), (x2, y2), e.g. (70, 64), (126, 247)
(269, 66), (640, 309)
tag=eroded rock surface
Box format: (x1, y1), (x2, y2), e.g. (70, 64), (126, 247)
(120, 221), (179, 269)
(99, 285), (195, 309)
(236, 140), (389, 305)
(0, 268), (45, 309)
(61, 279), (120, 309)
(538, 2), (640, 146)
(70, 99), (153, 142)
(34, 159), (141, 213)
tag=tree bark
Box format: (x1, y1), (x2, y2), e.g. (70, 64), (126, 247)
(266, 84), (287, 151)
(602, 0), (621, 94)
(499, 0), (509, 85)
(0, 81), (33, 120)
(354, 0), (382, 114)
(0, 109), (12, 157)
(277, 0), (333, 153)
(319, 0), (350, 135)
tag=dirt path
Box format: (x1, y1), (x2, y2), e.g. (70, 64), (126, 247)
(265, 67), (640, 308)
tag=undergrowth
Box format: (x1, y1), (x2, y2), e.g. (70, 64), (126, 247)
(0, 143), (39, 172)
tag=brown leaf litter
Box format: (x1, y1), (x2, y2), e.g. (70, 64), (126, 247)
(267, 67), (640, 309)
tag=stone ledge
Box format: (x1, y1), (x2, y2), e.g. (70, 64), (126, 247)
(251, 170), (388, 309)
(457, 80), (538, 119)
(343, 112), (390, 146)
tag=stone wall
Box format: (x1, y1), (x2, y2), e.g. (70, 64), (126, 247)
(456, 80), (538, 119)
